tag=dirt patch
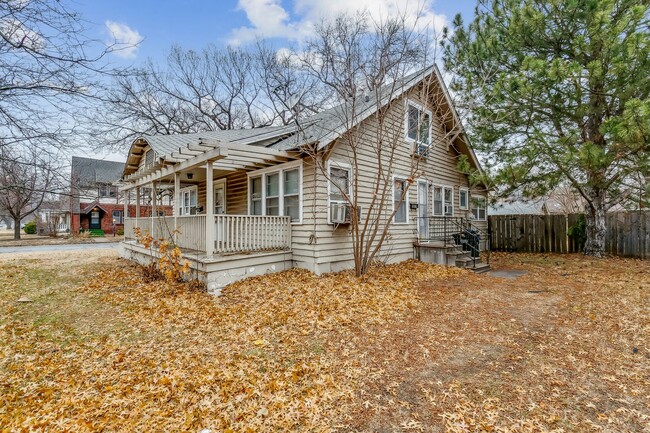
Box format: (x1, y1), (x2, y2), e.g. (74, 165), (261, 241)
(346, 253), (650, 432)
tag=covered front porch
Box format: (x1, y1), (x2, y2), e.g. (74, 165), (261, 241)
(119, 137), (299, 260)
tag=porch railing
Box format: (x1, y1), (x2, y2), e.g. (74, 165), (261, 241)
(123, 214), (291, 255)
(215, 215), (291, 253)
(124, 217), (137, 240)
(174, 215), (206, 252)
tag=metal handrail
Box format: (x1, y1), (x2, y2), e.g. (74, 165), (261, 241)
(417, 216), (489, 267)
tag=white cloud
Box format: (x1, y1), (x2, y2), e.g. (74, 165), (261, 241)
(229, 0), (447, 45)
(105, 20), (143, 59)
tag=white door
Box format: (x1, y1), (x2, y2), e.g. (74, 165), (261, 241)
(417, 181), (429, 239)
(214, 181), (226, 214)
(214, 181), (226, 250)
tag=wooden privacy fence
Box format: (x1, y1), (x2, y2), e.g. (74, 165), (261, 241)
(489, 211), (650, 259)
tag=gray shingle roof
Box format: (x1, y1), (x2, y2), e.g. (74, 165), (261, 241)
(71, 156), (124, 186)
(269, 66), (436, 151)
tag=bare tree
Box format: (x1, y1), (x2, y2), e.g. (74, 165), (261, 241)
(0, 150), (58, 239)
(0, 0), (126, 160)
(296, 12), (470, 276)
(93, 43), (328, 151)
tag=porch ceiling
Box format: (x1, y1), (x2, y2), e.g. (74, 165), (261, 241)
(121, 140), (300, 189)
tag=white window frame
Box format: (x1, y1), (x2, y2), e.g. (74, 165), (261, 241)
(179, 185), (198, 216)
(327, 160), (353, 225)
(144, 148), (156, 169)
(471, 195), (487, 221)
(392, 175), (410, 225)
(404, 99), (432, 156)
(459, 187), (469, 210)
(111, 209), (123, 224)
(432, 185), (454, 216)
(246, 160), (303, 224)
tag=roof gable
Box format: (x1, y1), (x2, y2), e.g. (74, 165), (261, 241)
(120, 65), (483, 177)
(71, 157), (125, 185)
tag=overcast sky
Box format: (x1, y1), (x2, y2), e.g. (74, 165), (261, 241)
(76, 0), (477, 160)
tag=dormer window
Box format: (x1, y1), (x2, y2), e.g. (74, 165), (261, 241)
(405, 100), (432, 157)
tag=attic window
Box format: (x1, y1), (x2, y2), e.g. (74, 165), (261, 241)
(405, 100), (432, 156)
(144, 149), (155, 168)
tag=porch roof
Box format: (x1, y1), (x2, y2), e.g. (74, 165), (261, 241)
(121, 140), (301, 189)
(80, 201), (109, 214)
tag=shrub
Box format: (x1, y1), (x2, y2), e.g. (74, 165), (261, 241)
(116, 228), (124, 236)
(23, 221), (36, 234)
(134, 227), (190, 283)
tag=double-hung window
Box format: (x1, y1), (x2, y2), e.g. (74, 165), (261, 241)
(405, 100), (432, 157)
(99, 184), (116, 198)
(328, 162), (352, 223)
(112, 210), (123, 224)
(471, 195), (487, 220)
(393, 177), (409, 224)
(248, 162), (302, 222)
(459, 188), (469, 210)
(283, 169), (300, 221)
(433, 186), (454, 216)
(250, 177), (263, 215)
(265, 173), (280, 216)
(180, 186), (197, 215)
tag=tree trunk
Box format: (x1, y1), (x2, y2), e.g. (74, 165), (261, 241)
(584, 191), (606, 257)
(13, 217), (21, 240)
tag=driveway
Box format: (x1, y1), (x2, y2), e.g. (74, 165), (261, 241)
(0, 242), (120, 254)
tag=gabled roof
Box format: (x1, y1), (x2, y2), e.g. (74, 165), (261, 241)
(72, 156), (124, 185)
(80, 200), (109, 214)
(268, 65), (482, 173)
(122, 64), (483, 176)
(269, 66), (436, 152)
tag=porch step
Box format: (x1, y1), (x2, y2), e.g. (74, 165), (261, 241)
(455, 255), (482, 267)
(469, 263), (491, 274)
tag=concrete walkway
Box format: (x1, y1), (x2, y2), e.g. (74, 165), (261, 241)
(0, 242), (120, 254)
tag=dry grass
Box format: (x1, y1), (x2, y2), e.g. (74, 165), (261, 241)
(0, 251), (648, 432)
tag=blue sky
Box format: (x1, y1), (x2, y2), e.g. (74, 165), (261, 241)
(75, 0), (477, 160)
(77, 0), (477, 67)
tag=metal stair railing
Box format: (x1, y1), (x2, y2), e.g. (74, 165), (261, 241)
(416, 216), (490, 268)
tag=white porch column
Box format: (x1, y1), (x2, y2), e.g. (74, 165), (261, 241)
(150, 181), (156, 235)
(174, 172), (180, 242)
(205, 162), (215, 255)
(123, 189), (129, 219)
(135, 187), (140, 228)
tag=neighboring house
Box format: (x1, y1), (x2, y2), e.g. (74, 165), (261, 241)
(119, 66), (489, 292)
(489, 186), (628, 216)
(36, 197), (71, 235)
(70, 156), (172, 235)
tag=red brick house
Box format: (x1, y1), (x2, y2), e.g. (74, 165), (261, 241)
(70, 156), (171, 235)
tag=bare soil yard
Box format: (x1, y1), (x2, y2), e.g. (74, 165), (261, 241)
(0, 251), (648, 432)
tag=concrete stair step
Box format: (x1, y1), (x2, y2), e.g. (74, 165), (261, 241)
(455, 256), (482, 267)
(469, 263), (491, 273)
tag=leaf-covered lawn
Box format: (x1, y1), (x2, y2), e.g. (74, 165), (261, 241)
(0, 251), (648, 432)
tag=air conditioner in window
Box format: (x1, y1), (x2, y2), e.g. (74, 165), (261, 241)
(331, 202), (352, 224)
(444, 205), (453, 215)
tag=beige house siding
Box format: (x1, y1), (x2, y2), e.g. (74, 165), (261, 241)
(287, 87), (488, 273)
(125, 81), (487, 274)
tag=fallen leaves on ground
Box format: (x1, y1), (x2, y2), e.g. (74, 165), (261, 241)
(0, 256), (462, 432)
(1, 252), (648, 432)
(348, 253), (650, 432)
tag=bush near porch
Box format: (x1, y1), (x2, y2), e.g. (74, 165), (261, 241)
(0, 251), (648, 432)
